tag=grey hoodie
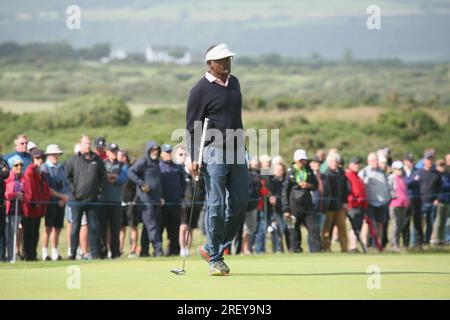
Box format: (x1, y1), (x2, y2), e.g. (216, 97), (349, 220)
(127, 141), (162, 204)
(358, 166), (391, 206)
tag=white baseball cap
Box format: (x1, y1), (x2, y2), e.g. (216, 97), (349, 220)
(205, 43), (235, 62)
(74, 143), (81, 154)
(27, 141), (37, 151)
(392, 161), (404, 170)
(293, 149), (308, 162)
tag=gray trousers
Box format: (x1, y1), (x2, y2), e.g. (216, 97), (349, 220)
(431, 202), (449, 245)
(389, 207), (407, 248)
(5, 214), (21, 261)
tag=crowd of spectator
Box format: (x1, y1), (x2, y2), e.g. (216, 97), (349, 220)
(0, 134), (449, 262)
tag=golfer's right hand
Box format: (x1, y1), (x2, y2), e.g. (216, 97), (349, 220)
(191, 161), (200, 180)
(141, 184), (150, 193)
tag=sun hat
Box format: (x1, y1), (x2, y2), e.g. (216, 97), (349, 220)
(45, 144), (63, 155)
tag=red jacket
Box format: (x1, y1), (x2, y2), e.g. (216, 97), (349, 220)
(345, 169), (368, 209)
(23, 164), (51, 218)
(4, 171), (31, 216)
(258, 178), (270, 211)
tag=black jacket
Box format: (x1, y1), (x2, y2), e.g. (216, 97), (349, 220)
(247, 168), (262, 212)
(65, 151), (106, 201)
(269, 175), (284, 214)
(182, 170), (206, 209)
(0, 155), (10, 203)
(127, 141), (162, 203)
(322, 167), (349, 211)
(417, 169), (442, 204)
(160, 160), (186, 204)
(282, 163), (318, 214)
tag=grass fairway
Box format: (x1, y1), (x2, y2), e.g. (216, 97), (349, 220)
(1, 253), (449, 300)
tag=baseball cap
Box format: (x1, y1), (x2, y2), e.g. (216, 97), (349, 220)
(392, 161), (404, 170)
(95, 137), (106, 148)
(161, 144), (173, 153)
(107, 143), (119, 151)
(310, 155), (322, 163)
(349, 156), (362, 164)
(27, 141), (37, 151)
(31, 149), (45, 159)
(424, 151), (435, 159)
(403, 153), (414, 162)
(205, 43), (235, 62)
(293, 149), (308, 162)
(74, 144), (81, 154)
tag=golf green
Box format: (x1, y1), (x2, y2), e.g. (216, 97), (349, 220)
(1, 253), (449, 299)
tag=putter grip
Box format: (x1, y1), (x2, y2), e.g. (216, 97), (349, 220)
(195, 118), (209, 181)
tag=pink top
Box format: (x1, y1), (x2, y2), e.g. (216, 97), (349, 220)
(390, 175), (410, 208)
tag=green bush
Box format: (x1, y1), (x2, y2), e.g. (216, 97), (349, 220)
(43, 95), (132, 129)
(365, 109), (440, 141)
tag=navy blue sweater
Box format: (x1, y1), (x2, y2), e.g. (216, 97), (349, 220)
(186, 75), (244, 161)
(159, 160), (186, 204)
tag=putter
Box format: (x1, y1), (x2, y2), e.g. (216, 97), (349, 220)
(171, 118), (209, 275)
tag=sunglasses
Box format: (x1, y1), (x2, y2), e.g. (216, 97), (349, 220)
(13, 163), (23, 167)
(19, 142), (28, 145)
(34, 157), (43, 160)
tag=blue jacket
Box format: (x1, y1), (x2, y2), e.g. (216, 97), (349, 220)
(404, 168), (421, 201)
(159, 160), (186, 204)
(438, 171), (450, 204)
(41, 161), (68, 203)
(127, 141), (162, 204)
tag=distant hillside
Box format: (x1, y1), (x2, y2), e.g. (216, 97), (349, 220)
(1, 0), (450, 61)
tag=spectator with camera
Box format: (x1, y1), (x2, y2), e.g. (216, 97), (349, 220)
(282, 149), (321, 253)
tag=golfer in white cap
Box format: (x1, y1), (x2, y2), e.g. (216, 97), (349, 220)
(186, 43), (248, 276)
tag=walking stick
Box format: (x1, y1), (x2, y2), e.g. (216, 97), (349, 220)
(346, 212), (368, 253)
(272, 204), (285, 253)
(12, 198), (19, 263)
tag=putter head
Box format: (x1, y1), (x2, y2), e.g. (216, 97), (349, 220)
(170, 268), (186, 275)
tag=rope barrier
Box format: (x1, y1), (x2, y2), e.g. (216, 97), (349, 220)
(12, 192), (450, 207)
